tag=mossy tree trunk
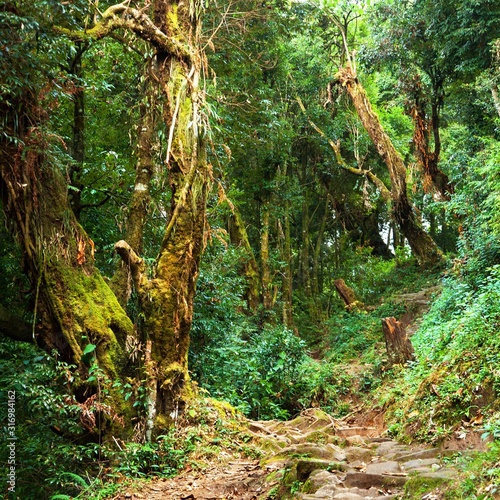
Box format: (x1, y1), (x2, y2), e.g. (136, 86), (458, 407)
(279, 210), (294, 329)
(227, 205), (260, 311)
(67, 41), (88, 220)
(56, 0), (209, 433)
(0, 93), (135, 436)
(312, 194), (330, 297)
(113, 0), (209, 432)
(260, 201), (273, 310)
(337, 65), (442, 266)
(112, 60), (157, 308)
(2, 0), (209, 438)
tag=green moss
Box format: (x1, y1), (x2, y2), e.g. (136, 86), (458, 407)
(404, 474), (454, 497)
(167, 4), (180, 32)
(44, 262), (133, 371)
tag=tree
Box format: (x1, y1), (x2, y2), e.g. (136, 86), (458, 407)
(304, 2), (443, 265)
(1, 0), (209, 436)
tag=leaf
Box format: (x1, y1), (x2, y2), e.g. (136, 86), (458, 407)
(82, 344), (96, 356)
(76, 238), (86, 265)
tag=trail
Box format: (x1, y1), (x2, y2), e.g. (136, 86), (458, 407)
(116, 407), (467, 499)
(116, 287), (468, 499)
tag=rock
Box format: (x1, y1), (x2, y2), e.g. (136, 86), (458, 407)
(314, 484), (343, 497)
(271, 442), (346, 462)
(419, 469), (456, 479)
(365, 460), (401, 475)
(332, 493), (365, 499)
(296, 459), (345, 481)
(368, 437), (393, 443)
(404, 470), (455, 496)
(337, 426), (378, 438)
(394, 448), (439, 461)
(344, 446), (373, 463)
(402, 458), (440, 471)
(344, 472), (408, 489)
(375, 441), (410, 458)
(345, 435), (368, 446)
(307, 469), (342, 491)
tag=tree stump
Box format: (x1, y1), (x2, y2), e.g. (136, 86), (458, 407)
(382, 317), (415, 366)
(334, 279), (363, 311)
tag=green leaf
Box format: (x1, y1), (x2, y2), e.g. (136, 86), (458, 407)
(82, 344), (96, 356)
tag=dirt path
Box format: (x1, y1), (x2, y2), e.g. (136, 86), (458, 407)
(119, 459), (271, 499)
(114, 286), (467, 499)
(116, 408), (463, 499)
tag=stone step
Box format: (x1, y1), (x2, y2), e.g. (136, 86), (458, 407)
(337, 426), (378, 438)
(343, 471), (408, 489)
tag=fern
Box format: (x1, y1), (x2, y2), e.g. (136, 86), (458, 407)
(59, 471), (90, 489)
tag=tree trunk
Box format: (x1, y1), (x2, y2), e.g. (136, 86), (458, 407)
(227, 205), (260, 311)
(337, 65), (442, 266)
(408, 79), (453, 200)
(261, 201), (272, 310)
(56, 0), (210, 432)
(312, 195), (330, 296)
(280, 212), (293, 328)
(111, 62), (157, 307)
(68, 41), (88, 219)
(300, 192), (312, 296)
(0, 95), (135, 436)
(492, 84), (500, 118)
(134, 0), (208, 431)
(334, 279), (363, 311)
(382, 317), (415, 367)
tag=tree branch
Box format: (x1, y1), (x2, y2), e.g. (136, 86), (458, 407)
(114, 240), (149, 292)
(296, 96), (391, 202)
(54, 2), (192, 61)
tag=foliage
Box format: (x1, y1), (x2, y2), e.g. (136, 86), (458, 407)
(3, 0), (500, 495)
(113, 431), (193, 478)
(0, 337), (95, 498)
(380, 263), (500, 443)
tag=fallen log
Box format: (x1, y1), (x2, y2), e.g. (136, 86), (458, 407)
(334, 279), (364, 311)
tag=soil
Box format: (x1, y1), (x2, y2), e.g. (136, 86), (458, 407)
(113, 287), (476, 499)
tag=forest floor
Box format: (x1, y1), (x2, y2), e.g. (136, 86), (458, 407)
(114, 287), (481, 499)
(115, 406), (477, 499)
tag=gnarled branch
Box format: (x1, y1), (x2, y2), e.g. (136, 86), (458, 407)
(296, 96), (391, 202)
(54, 2), (192, 61)
(114, 240), (149, 293)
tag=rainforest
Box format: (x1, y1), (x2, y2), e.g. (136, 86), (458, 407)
(1, 0), (500, 498)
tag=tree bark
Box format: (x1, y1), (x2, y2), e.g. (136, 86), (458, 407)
(0, 94), (135, 436)
(337, 65), (442, 266)
(227, 204), (260, 311)
(68, 41), (88, 220)
(261, 201), (272, 310)
(128, 0), (209, 431)
(280, 212), (294, 328)
(334, 279), (363, 311)
(382, 317), (415, 367)
(408, 78), (453, 200)
(312, 195), (330, 296)
(111, 61), (157, 308)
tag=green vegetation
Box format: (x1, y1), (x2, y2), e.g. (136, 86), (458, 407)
(1, 0), (500, 497)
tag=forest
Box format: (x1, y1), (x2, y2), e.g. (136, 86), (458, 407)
(1, 0), (500, 498)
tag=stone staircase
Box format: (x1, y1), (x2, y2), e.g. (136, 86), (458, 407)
(256, 409), (458, 499)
